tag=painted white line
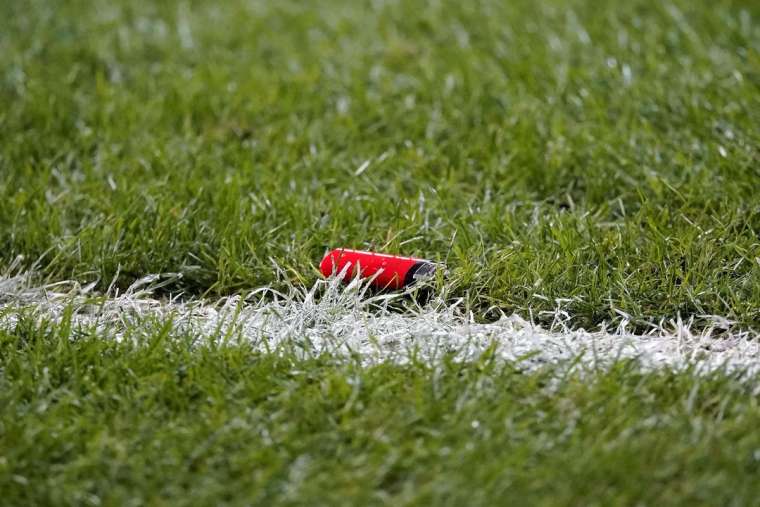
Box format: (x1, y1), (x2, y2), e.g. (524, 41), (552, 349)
(1, 272), (759, 377)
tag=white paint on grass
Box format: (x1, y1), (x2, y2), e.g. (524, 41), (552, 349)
(1, 271), (758, 378)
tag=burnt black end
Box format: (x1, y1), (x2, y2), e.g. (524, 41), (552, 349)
(403, 261), (437, 305)
(403, 261), (437, 287)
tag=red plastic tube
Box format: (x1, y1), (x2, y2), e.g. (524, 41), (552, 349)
(320, 248), (436, 290)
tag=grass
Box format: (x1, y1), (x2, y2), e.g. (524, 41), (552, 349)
(2, 0), (760, 504)
(1, 0), (759, 329)
(2, 318), (760, 506)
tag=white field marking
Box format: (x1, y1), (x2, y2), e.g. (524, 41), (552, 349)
(1, 270), (759, 378)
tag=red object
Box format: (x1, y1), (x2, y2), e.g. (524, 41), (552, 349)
(320, 248), (436, 289)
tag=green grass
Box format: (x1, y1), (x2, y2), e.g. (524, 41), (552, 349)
(2, 0), (760, 504)
(2, 318), (759, 506)
(1, 0), (759, 329)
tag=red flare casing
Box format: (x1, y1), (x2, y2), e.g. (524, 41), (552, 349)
(320, 248), (435, 290)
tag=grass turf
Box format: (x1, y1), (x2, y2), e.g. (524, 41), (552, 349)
(2, 0), (760, 504)
(1, 0), (759, 330)
(2, 318), (760, 506)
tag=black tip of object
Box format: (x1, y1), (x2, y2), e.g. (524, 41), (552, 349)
(403, 261), (437, 287)
(403, 261), (438, 305)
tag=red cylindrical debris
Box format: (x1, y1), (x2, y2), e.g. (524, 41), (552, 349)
(320, 248), (436, 290)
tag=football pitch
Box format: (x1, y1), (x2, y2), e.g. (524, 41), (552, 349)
(1, 0), (760, 504)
